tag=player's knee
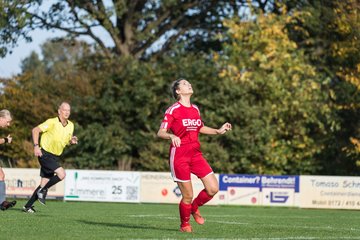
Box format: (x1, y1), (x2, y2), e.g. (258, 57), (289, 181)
(182, 193), (193, 204)
(0, 168), (4, 181)
(182, 196), (193, 204)
(207, 186), (219, 196)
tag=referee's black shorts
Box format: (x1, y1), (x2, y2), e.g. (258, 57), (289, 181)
(38, 149), (61, 178)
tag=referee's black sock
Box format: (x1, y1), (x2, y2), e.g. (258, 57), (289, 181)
(25, 186), (41, 208)
(42, 175), (62, 191)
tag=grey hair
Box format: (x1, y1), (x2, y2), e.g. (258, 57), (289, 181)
(0, 109), (11, 119)
(58, 101), (70, 110)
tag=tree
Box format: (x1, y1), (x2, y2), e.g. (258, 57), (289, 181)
(286, 0), (360, 174)
(0, 38), (95, 167)
(0, 0), (281, 59)
(1, 0), (358, 175)
(214, 10), (332, 174)
(0, 0), (32, 57)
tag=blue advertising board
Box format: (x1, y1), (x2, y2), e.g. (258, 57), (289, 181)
(219, 174), (300, 206)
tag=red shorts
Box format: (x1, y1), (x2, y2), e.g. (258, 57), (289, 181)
(169, 142), (213, 182)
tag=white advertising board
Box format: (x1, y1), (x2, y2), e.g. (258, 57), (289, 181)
(226, 186), (261, 205)
(140, 172), (218, 205)
(218, 174), (261, 205)
(300, 175), (360, 209)
(64, 170), (140, 202)
(3, 168), (64, 198)
(262, 188), (295, 206)
(261, 175), (299, 207)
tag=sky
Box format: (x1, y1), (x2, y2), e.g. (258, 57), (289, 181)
(0, 0), (112, 79)
(0, 0), (177, 79)
(0, 29), (66, 78)
(0, 27), (171, 79)
(0, 25), (119, 78)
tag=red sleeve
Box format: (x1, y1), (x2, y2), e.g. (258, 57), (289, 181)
(160, 113), (174, 129)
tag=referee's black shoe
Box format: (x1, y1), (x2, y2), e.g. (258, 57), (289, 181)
(37, 188), (48, 205)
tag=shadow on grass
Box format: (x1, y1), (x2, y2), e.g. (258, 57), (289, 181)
(78, 220), (177, 232)
(2, 205), (53, 217)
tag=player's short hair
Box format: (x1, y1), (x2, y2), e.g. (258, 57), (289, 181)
(171, 78), (186, 100)
(0, 109), (11, 119)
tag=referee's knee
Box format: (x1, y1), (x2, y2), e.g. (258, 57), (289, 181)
(56, 169), (66, 180)
(59, 172), (66, 180)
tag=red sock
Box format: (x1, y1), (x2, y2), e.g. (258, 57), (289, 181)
(179, 201), (192, 227)
(192, 189), (213, 213)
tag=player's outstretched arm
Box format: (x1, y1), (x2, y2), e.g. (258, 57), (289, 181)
(200, 122), (232, 135)
(157, 128), (181, 147)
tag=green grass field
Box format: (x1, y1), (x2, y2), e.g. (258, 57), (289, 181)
(1, 200), (360, 239)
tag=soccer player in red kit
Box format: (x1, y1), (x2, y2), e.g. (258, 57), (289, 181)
(157, 78), (232, 233)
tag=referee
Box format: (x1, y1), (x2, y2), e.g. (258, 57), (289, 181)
(23, 102), (78, 213)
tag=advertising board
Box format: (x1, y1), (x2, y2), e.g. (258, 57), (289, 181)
(3, 168), (64, 198)
(64, 170), (140, 202)
(219, 174), (299, 206)
(300, 175), (360, 209)
(140, 172), (218, 205)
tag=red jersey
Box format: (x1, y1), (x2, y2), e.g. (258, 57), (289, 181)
(160, 102), (204, 145)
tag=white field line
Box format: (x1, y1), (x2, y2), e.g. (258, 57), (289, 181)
(128, 214), (360, 221)
(226, 238), (360, 240)
(201, 220), (249, 225)
(207, 214), (360, 220)
(129, 237), (360, 240)
(127, 214), (360, 232)
(244, 223), (360, 232)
